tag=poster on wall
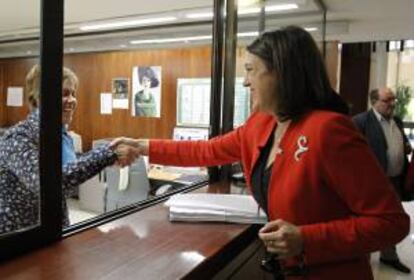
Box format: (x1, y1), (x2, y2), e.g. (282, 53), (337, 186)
(6, 87), (23, 107)
(100, 93), (113, 115)
(112, 78), (129, 109)
(131, 66), (162, 118)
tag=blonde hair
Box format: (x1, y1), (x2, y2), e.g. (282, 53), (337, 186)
(25, 64), (79, 110)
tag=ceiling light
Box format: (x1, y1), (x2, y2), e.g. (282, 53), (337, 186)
(131, 32), (260, 45)
(80, 17), (177, 31)
(238, 8), (260, 15)
(239, 3), (298, 14)
(186, 3), (298, 18)
(238, 0), (260, 7)
(185, 12), (213, 19)
(304, 27), (318, 32)
(238, 31), (259, 37)
(131, 35), (213, 45)
(265, 4), (298, 12)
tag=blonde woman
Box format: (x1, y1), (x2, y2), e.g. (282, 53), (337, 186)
(0, 65), (137, 234)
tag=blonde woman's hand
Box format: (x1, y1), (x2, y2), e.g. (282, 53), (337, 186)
(110, 137), (149, 155)
(259, 219), (303, 259)
(110, 137), (138, 148)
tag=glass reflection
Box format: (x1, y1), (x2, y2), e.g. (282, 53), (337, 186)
(0, 0), (41, 236)
(63, 0), (213, 226)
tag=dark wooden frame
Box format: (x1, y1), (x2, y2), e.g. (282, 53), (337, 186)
(0, 0), (64, 261)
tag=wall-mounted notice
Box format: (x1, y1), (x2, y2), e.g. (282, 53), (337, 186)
(100, 93), (113, 115)
(112, 78), (129, 109)
(7, 87), (23, 107)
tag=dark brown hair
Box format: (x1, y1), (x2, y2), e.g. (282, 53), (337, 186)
(247, 26), (348, 120)
(369, 88), (379, 105)
(138, 67), (159, 88)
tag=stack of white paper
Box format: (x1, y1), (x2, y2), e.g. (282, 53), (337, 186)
(165, 193), (267, 224)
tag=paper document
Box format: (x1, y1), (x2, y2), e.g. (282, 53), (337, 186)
(148, 168), (181, 181)
(118, 166), (129, 191)
(100, 93), (112, 114)
(7, 87), (23, 107)
(165, 193), (267, 224)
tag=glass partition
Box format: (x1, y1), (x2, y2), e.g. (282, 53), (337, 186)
(63, 0), (214, 226)
(0, 0), (41, 236)
(234, 0), (326, 128)
(385, 41), (414, 122)
(0, 0), (328, 232)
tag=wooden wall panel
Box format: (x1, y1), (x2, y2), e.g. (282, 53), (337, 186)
(325, 41), (339, 90)
(0, 64), (3, 124)
(0, 47), (212, 150)
(339, 42), (371, 115)
(0, 58), (37, 127)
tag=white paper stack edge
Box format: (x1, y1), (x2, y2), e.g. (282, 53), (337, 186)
(165, 193), (267, 224)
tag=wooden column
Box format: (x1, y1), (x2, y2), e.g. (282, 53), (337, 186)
(340, 42), (372, 115)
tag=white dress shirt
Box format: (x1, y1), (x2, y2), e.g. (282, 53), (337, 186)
(373, 109), (405, 177)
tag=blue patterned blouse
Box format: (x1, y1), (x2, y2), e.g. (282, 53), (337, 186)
(0, 111), (117, 234)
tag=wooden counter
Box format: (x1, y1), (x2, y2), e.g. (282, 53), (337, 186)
(0, 183), (264, 280)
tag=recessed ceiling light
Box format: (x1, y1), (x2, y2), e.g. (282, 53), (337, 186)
(265, 4), (298, 12)
(238, 31), (259, 37)
(119, 44), (127, 48)
(131, 35), (213, 45)
(238, 0), (260, 7)
(131, 32), (259, 45)
(304, 27), (318, 32)
(239, 3), (298, 14)
(185, 12), (213, 19)
(238, 8), (261, 15)
(80, 17), (177, 31)
(186, 3), (298, 18)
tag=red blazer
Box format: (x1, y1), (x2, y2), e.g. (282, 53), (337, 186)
(150, 110), (409, 280)
(405, 152), (414, 195)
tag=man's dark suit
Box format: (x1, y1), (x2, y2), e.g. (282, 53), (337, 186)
(353, 109), (409, 197)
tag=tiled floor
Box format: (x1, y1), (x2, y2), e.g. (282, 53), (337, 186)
(371, 202), (414, 280)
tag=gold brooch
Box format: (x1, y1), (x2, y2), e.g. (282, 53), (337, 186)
(294, 135), (309, 161)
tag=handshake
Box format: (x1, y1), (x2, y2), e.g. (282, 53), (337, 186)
(109, 137), (149, 167)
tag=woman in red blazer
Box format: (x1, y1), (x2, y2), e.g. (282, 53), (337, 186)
(115, 26), (409, 280)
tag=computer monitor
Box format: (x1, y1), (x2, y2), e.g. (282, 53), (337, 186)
(173, 127), (209, 141)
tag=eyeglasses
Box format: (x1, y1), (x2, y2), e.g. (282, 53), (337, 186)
(379, 97), (397, 104)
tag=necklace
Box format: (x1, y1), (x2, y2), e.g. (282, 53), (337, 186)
(265, 120), (291, 169)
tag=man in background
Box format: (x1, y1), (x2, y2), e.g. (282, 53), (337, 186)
(353, 87), (411, 274)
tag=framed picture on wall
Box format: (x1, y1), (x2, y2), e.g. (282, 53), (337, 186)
(112, 78), (129, 99)
(132, 66), (162, 118)
(112, 78), (129, 109)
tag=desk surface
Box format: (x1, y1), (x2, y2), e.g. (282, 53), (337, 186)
(0, 183), (258, 280)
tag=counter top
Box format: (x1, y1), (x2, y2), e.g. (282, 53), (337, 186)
(0, 183), (259, 280)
